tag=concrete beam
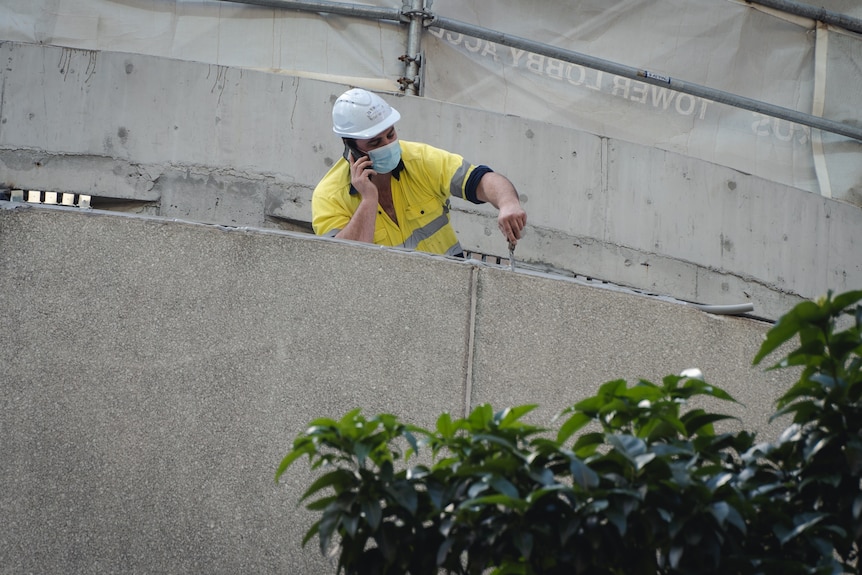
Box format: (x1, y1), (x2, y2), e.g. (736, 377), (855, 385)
(1, 40), (858, 322)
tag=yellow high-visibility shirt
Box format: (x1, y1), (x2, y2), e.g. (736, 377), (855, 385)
(311, 140), (488, 256)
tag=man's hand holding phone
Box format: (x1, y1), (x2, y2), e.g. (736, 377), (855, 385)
(348, 148), (378, 201)
(332, 146), (380, 245)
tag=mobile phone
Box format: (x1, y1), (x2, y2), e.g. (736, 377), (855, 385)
(343, 142), (369, 163)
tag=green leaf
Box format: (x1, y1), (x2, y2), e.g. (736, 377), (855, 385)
(468, 404), (495, 429)
(598, 379), (628, 397)
(681, 411), (737, 437)
(753, 301), (824, 366)
(386, 480), (418, 515)
(709, 500), (731, 525)
(622, 380), (662, 400)
(609, 434), (647, 459)
(489, 564), (529, 575)
(353, 441), (372, 467)
(403, 429), (420, 457)
(436, 536), (455, 566)
(473, 457), (521, 476)
(775, 514), (826, 545)
(436, 412), (454, 437)
(556, 412), (591, 444)
(339, 408), (364, 426)
(831, 290), (862, 314)
(426, 482), (445, 511)
(573, 432), (604, 457)
(275, 444), (312, 483)
(706, 472), (734, 492)
(803, 435), (832, 463)
(468, 480), (490, 499)
(847, 437), (862, 475)
(473, 433), (523, 455)
(633, 452), (656, 470)
(605, 506), (628, 536)
(514, 531), (534, 559)
(651, 443), (694, 458)
(680, 378), (737, 402)
(305, 417), (339, 430)
(641, 416), (686, 441)
(598, 398), (629, 420)
(496, 404), (539, 427)
(528, 466), (555, 487)
(306, 495), (337, 511)
(526, 484), (568, 503)
(853, 494), (862, 520)
(570, 457), (599, 489)
(343, 514), (359, 537)
(572, 395), (604, 414)
(459, 494), (529, 512)
(809, 373), (840, 394)
(585, 498), (610, 514)
(770, 399), (822, 423)
(722, 504), (747, 535)
(300, 469), (357, 502)
(301, 519), (321, 548)
(490, 475), (520, 498)
(318, 508), (340, 555)
(376, 523), (397, 563)
(361, 499), (382, 530)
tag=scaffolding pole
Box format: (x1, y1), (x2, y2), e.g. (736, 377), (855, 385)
(219, 0), (401, 22)
(401, 0), (427, 95)
(219, 0), (862, 143)
(746, 0), (862, 34)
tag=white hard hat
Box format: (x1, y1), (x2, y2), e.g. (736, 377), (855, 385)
(332, 88), (401, 139)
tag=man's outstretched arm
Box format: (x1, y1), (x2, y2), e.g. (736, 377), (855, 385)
(476, 172), (527, 245)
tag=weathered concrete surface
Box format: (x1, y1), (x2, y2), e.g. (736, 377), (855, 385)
(471, 267), (790, 437)
(1, 204), (799, 573)
(1, 41), (859, 322)
(0, 204), (473, 574)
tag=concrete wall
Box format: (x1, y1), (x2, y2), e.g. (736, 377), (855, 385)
(1, 204), (797, 573)
(1, 41), (859, 323)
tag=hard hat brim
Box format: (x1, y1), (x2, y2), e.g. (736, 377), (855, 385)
(333, 107), (401, 139)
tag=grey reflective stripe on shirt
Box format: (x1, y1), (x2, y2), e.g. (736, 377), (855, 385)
(398, 199), (452, 250)
(323, 229), (341, 238)
(444, 241), (464, 257)
(449, 159), (471, 199)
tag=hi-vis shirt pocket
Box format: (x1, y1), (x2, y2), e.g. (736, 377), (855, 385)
(405, 198), (445, 227)
(400, 198), (453, 251)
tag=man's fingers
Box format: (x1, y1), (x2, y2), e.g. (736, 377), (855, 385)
(499, 207), (526, 245)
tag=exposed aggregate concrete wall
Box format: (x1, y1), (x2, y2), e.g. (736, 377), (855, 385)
(1, 205), (797, 573)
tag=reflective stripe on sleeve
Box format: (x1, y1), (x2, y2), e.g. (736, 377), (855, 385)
(323, 229), (341, 238)
(449, 159), (471, 199)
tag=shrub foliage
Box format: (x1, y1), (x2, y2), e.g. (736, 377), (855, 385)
(277, 290), (862, 574)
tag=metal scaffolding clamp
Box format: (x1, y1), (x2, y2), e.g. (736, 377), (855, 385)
(397, 75), (421, 92)
(398, 53), (422, 66)
(400, 0), (436, 26)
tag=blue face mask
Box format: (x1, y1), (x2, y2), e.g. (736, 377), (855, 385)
(368, 140), (401, 173)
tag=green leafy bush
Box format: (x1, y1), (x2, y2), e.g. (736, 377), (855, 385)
(277, 290), (862, 574)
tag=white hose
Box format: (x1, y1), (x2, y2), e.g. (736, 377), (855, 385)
(688, 302), (755, 315)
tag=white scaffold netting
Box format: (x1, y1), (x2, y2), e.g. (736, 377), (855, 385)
(2, 0), (860, 204)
